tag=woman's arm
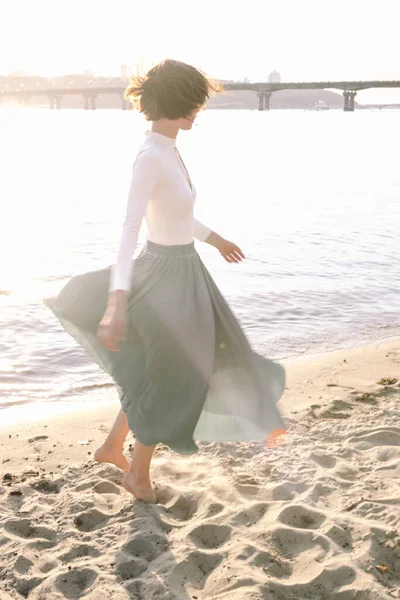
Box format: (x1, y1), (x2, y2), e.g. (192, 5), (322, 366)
(100, 148), (160, 350)
(109, 149), (160, 301)
(193, 217), (212, 242)
(194, 218), (246, 264)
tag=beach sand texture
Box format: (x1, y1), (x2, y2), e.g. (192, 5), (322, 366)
(1, 340), (399, 599)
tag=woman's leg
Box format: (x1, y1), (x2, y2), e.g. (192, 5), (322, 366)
(95, 407), (157, 503)
(123, 440), (157, 503)
(94, 408), (131, 472)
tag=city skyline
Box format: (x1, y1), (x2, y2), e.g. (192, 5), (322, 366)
(2, 0), (400, 103)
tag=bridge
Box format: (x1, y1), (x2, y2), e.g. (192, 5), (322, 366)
(223, 81), (400, 111)
(0, 86), (130, 110)
(1, 78), (400, 111)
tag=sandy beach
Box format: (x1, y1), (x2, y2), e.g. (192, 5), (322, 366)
(1, 338), (399, 599)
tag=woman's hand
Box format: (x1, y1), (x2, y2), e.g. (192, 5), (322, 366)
(207, 232), (245, 263)
(98, 296), (128, 351)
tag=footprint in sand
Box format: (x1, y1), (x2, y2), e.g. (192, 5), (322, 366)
(268, 482), (296, 501)
(5, 519), (57, 542)
(13, 555), (33, 575)
(235, 481), (263, 498)
(269, 526), (332, 561)
(277, 504), (326, 530)
(122, 531), (168, 562)
(266, 563), (356, 597)
(311, 399), (353, 420)
(250, 549), (292, 578)
(302, 481), (336, 504)
(29, 539), (59, 551)
(201, 501), (225, 519)
(324, 522), (353, 550)
(55, 567), (98, 599)
(164, 493), (200, 521)
(38, 560), (59, 574)
(231, 502), (269, 527)
(73, 508), (109, 532)
(125, 579), (171, 600)
(15, 576), (44, 598)
(58, 543), (101, 563)
(374, 447), (400, 474)
(375, 447), (400, 462)
(116, 557), (148, 581)
(348, 427), (400, 449)
(187, 523), (232, 549)
(309, 451), (337, 469)
(92, 480), (121, 495)
(169, 550), (224, 590)
(8, 489), (24, 512)
(334, 462), (359, 481)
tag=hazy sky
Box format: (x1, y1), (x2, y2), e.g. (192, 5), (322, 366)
(2, 0), (400, 101)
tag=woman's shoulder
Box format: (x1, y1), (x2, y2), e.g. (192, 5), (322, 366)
(132, 141), (164, 173)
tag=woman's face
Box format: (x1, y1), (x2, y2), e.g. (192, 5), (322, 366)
(177, 107), (201, 131)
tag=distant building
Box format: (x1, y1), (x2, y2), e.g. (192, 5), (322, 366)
(120, 64), (130, 79)
(268, 70), (281, 83)
(243, 77), (250, 83)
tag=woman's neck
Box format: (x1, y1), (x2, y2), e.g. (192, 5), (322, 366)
(151, 119), (179, 140)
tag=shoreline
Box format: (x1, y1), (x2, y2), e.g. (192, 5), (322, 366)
(1, 336), (399, 471)
(1, 334), (399, 422)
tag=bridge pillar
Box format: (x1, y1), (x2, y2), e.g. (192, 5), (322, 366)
(89, 95), (97, 110)
(121, 94), (129, 110)
(83, 94), (90, 110)
(349, 91), (357, 111)
(257, 91), (273, 111)
(343, 91), (357, 111)
(49, 95), (55, 109)
(55, 95), (62, 109)
(263, 91), (272, 110)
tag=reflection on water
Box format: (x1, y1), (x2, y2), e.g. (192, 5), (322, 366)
(1, 108), (400, 408)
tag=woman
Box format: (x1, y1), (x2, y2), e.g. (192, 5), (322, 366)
(45, 59), (286, 504)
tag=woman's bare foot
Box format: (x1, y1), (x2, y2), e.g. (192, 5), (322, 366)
(266, 428), (288, 448)
(123, 473), (157, 504)
(94, 444), (130, 472)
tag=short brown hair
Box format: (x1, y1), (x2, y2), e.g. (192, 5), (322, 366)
(124, 59), (221, 121)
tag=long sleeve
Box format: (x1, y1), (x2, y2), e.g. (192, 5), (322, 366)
(194, 217), (212, 242)
(109, 149), (161, 292)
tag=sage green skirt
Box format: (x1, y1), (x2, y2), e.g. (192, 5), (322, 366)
(44, 240), (286, 455)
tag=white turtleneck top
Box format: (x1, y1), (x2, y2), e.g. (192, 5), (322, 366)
(109, 131), (212, 292)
